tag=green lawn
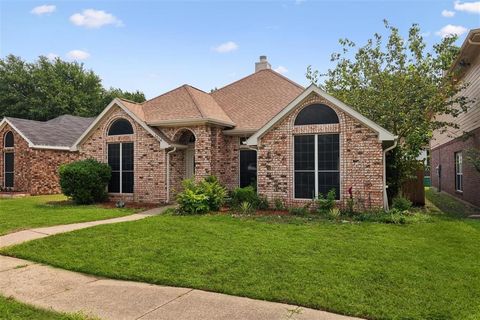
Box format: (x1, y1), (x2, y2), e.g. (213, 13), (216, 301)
(0, 295), (88, 320)
(0, 195), (138, 235)
(2, 191), (480, 319)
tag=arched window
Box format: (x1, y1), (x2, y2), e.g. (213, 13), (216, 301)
(294, 104), (339, 126)
(4, 131), (14, 147)
(108, 119), (134, 136)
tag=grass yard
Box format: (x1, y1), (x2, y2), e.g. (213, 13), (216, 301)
(2, 190), (480, 319)
(0, 295), (88, 320)
(0, 195), (138, 236)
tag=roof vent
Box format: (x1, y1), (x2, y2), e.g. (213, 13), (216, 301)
(255, 55), (271, 72)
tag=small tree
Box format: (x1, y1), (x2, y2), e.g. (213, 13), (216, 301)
(59, 159), (111, 204)
(466, 148), (480, 173)
(306, 20), (473, 198)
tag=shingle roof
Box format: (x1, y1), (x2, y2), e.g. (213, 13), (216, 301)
(142, 85), (234, 125)
(5, 115), (95, 148)
(211, 69), (304, 131)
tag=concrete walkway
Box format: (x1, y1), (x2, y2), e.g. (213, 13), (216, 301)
(0, 207), (362, 320)
(0, 206), (168, 248)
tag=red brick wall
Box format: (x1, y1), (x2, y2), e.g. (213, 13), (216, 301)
(257, 93), (385, 210)
(431, 127), (480, 207)
(78, 106), (167, 203)
(0, 123), (80, 195)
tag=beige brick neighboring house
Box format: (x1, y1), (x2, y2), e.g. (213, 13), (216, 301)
(431, 29), (480, 207)
(1, 56), (397, 209)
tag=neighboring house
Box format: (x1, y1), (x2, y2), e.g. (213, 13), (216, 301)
(0, 115), (94, 194)
(431, 29), (480, 207)
(1, 56), (397, 209)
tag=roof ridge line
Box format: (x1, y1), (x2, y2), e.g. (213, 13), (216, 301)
(183, 85), (206, 118)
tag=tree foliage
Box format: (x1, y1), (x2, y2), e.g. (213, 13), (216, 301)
(306, 21), (473, 197)
(0, 55), (146, 121)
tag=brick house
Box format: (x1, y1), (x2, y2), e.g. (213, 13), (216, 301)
(431, 29), (480, 207)
(0, 115), (94, 195)
(1, 56), (397, 209)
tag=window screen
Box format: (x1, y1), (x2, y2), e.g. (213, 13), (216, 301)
(108, 119), (134, 136)
(240, 150), (257, 188)
(4, 152), (14, 188)
(294, 104), (339, 126)
(294, 134), (340, 199)
(4, 131), (14, 148)
(108, 143), (134, 193)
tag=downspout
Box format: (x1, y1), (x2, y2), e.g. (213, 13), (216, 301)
(166, 147), (176, 204)
(383, 139), (398, 211)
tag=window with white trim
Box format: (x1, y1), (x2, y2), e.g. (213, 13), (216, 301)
(108, 143), (134, 193)
(294, 134), (340, 199)
(455, 152), (463, 192)
(3, 131), (14, 188)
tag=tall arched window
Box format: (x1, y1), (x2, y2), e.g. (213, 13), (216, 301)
(108, 119), (134, 136)
(107, 119), (134, 193)
(4, 131), (14, 148)
(3, 131), (14, 188)
(293, 105), (340, 200)
(294, 104), (339, 125)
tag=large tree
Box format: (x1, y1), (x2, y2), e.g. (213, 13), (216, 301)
(306, 21), (472, 198)
(0, 55), (145, 121)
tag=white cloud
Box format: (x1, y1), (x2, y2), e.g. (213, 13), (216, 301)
(454, 1), (480, 13)
(46, 53), (59, 60)
(213, 41), (238, 53)
(436, 24), (468, 37)
(70, 9), (123, 28)
(274, 66), (288, 74)
(66, 50), (90, 60)
(31, 4), (56, 15)
(441, 9), (456, 17)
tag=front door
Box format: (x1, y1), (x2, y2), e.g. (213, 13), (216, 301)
(185, 148), (195, 179)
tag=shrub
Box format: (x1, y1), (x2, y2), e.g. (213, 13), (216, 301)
(176, 177), (227, 214)
(59, 159), (111, 204)
(198, 176), (227, 211)
(392, 196), (412, 211)
(256, 195), (270, 210)
(237, 201), (255, 215)
(230, 186), (257, 207)
(273, 198), (286, 211)
(317, 189), (336, 213)
(288, 206), (309, 216)
(328, 208), (341, 220)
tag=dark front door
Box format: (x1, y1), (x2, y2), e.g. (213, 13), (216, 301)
(240, 149), (257, 188)
(4, 152), (14, 188)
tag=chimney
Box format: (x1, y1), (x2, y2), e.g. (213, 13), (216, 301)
(255, 55), (271, 72)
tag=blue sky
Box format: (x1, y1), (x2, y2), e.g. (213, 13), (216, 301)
(1, 0), (479, 99)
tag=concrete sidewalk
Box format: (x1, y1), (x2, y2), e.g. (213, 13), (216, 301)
(0, 256), (360, 320)
(0, 206), (169, 248)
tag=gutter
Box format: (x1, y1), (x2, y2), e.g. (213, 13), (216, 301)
(383, 138), (398, 211)
(166, 147), (177, 203)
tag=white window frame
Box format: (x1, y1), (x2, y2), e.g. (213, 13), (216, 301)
(108, 142), (134, 194)
(455, 151), (463, 193)
(293, 133), (341, 200)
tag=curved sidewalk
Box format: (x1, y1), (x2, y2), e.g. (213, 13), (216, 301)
(0, 208), (362, 320)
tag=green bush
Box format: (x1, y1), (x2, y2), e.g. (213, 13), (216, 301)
(328, 208), (341, 220)
(59, 159), (111, 204)
(392, 196), (412, 211)
(176, 177), (227, 215)
(273, 198), (286, 211)
(317, 189), (336, 213)
(230, 186), (257, 207)
(256, 195), (270, 210)
(236, 201), (255, 215)
(198, 176), (227, 211)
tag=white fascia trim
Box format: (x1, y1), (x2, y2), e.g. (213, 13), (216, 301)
(71, 99), (170, 151)
(31, 145), (71, 151)
(222, 128), (257, 136)
(246, 84), (397, 145)
(147, 118), (235, 128)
